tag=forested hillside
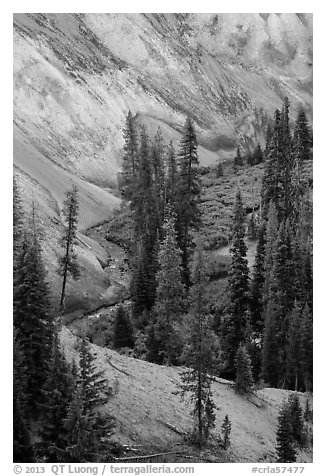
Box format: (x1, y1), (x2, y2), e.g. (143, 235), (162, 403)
(13, 13), (313, 465)
(14, 97), (313, 463)
(13, 13), (312, 307)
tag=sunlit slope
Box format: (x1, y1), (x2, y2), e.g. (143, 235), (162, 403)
(14, 13), (312, 184)
(14, 127), (120, 230)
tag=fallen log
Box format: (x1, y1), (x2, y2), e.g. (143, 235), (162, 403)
(106, 356), (132, 377)
(157, 419), (187, 436)
(113, 452), (196, 462)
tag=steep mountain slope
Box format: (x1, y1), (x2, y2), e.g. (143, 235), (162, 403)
(60, 326), (313, 463)
(14, 13), (312, 180)
(13, 13), (312, 307)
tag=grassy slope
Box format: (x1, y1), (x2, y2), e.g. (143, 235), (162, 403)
(200, 162), (264, 250)
(60, 326), (313, 463)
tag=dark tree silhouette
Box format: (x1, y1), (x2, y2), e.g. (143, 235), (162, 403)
(58, 185), (80, 311)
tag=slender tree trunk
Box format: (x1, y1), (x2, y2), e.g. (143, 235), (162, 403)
(59, 216), (72, 311)
(167, 347), (172, 367)
(59, 267), (67, 311)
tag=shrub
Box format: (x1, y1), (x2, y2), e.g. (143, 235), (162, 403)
(235, 344), (254, 394)
(218, 415), (231, 449)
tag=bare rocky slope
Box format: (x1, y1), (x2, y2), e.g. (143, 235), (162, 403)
(13, 13), (313, 308)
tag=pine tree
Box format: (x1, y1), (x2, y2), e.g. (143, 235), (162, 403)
(13, 394), (35, 462)
(176, 116), (201, 287)
(145, 317), (164, 364)
(113, 305), (134, 349)
(262, 98), (295, 223)
(38, 332), (75, 462)
(262, 202), (278, 308)
(130, 236), (158, 321)
(58, 184), (80, 311)
(278, 97), (294, 221)
(165, 140), (178, 208)
(151, 127), (166, 237)
(293, 108), (311, 162)
(295, 195), (313, 309)
(234, 146), (243, 168)
(154, 206), (185, 366)
(179, 242), (217, 447)
(120, 111), (139, 200)
(220, 415), (232, 450)
(66, 338), (115, 462)
(221, 189), (249, 377)
(13, 327), (28, 416)
(276, 402), (297, 463)
(64, 386), (96, 462)
(13, 174), (24, 259)
(130, 126), (159, 320)
(291, 135), (306, 225)
(261, 109), (282, 220)
(203, 392), (216, 443)
(252, 143), (263, 165)
(13, 214), (54, 416)
(286, 301), (304, 391)
(235, 344), (254, 394)
(78, 338), (111, 412)
(265, 121), (274, 153)
(263, 220), (297, 388)
(262, 300), (281, 387)
(288, 393), (305, 446)
(132, 126), (155, 240)
(247, 211), (257, 241)
(13, 328), (35, 462)
(301, 303), (313, 392)
(250, 223), (266, 335)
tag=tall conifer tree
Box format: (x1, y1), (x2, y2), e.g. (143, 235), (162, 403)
(235, 344), (254, 394)
(154, 206), (185, 366)
(13, 328), (35, 462)
(176, 117), (201, 287)
(58, 184), (80, 311)
(221, 189), (249, 377)
(278, 97), (293, 221)
(286, 301), (304, 391)
(165, 140), (178, 209)
(64, 386), (96, 462)
(14, 213), (53, 416)
(151, 127), (166, 237)
(179, 242), (217, 447)
(261, 109), (282, 219)
(38, 332), (75, 462)
(113, 305), (134, 349)
(130, 126), (159, 319)
(276, 402), (297, 463)
(120, 111), (139, 200)
(250, 223), (266, 335)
